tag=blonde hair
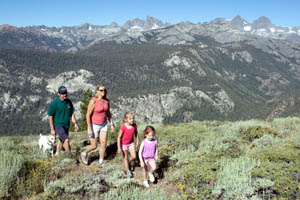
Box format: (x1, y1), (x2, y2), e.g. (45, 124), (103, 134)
(122, 112), (135, 123)
(143, 126), (156, 138)
(95, 84), (107, 99)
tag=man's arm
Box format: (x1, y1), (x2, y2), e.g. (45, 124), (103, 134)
(48, 116), (56, 136)
(71, 113), (79, 132)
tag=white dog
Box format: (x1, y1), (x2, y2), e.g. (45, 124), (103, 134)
(39, 134), (56, 156)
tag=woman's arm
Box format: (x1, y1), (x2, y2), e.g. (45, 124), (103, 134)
(138, 141), (145, 167)
(106, 100), (115, 132)
(86, 99), (95, 137)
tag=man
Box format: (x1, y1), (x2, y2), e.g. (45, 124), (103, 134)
(48, 86), (79, 156)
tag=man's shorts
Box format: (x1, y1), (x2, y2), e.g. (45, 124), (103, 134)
(91, 121), (108, 139)
(121, 142), (134, 151)
(55, 126), (69, 143)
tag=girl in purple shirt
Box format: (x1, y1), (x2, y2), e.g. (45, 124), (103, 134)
(138, 126), (158, 187)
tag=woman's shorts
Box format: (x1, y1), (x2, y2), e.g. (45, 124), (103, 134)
(91, 121), (108, 138)
(121, 142), (134, 151)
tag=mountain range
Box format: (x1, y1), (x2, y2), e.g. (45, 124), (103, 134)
(1, 15), (300, 135)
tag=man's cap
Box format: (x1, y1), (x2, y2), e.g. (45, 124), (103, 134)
(58, 86), (67, 93)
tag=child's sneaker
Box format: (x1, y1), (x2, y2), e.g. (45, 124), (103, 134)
(129, 163), (134, 172)
(148, 172), (155, 182)
(80, 152), (88, 165)
(143, 180), (150, 188)
(127, 171), (133, 178)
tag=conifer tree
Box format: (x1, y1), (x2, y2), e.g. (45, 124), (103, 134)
(78, 89), (93, 131)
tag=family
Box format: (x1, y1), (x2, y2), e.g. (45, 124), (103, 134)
(47, 84), (158, 188)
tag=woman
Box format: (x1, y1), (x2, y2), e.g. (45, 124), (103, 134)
(81, 84), (115, 167)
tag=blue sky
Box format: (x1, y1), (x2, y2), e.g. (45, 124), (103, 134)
(1, 0), (299, 27)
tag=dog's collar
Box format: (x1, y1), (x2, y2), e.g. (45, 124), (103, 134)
(48, 141), (53, 145)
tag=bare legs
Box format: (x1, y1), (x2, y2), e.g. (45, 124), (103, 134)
(99, 131), (107, 160)
(142, 160), (157, 180)
(122, 146), (136, 173)
(56, 138), (70, 153)
(84, 131), (107, 162)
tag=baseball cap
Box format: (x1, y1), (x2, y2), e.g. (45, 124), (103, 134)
(58, 86), (67, 94)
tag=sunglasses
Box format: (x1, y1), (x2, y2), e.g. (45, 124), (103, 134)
(98, 89), (106, 92)
(59, 92), (67, 95)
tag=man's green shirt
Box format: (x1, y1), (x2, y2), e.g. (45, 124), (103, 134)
(48, 97), (75, 129)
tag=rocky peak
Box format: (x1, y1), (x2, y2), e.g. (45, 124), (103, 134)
(252, 16), (274, 30)
(77, 23), (91, 30)
(209, 18), (229, 25)
(108, 22), (119, 28)
(0, 24), (19, 31)
(122, 16), (167, 31)
(230, 15), (249, 30)
(145, 16), (164, 29)
(122, 18), (145, 30)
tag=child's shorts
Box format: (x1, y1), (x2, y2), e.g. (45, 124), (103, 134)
(143, 158), (155, 166)
(121, 143), (134, 151)
(91, 121), (108, 138)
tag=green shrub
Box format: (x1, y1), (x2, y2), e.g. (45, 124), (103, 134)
(212, 156), (260, 199)
(0, 150), (26, 198)
(241, 126), (279, 142)
(250, 144), (300, 199)
(168, 151), (223, 199)
(252, 134), (284, 149)
(104, 184), (168, 200)
(45, 173), (110, 199)
(0, 138), (55, 199)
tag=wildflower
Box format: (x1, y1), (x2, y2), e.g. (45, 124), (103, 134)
(209, 179), (214, 184)
(178, 183), (185, 191)
(285, 186), (289, 191)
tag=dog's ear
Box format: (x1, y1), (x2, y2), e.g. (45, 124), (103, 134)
(40, 134), (43, 137)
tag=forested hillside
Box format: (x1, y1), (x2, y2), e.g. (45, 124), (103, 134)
(1, 18), (300, 135)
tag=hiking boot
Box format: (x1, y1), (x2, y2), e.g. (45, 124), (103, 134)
(68, 152), (74, 159)
(127, 171), (133, 178)
(80, 152), (88, 165)
(143, 180), (150, 188)
(149, 172), (155, 182)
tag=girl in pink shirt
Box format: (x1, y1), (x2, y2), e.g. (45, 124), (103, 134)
(117, 112), (140, 178)
(138, 126), (158, 187)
